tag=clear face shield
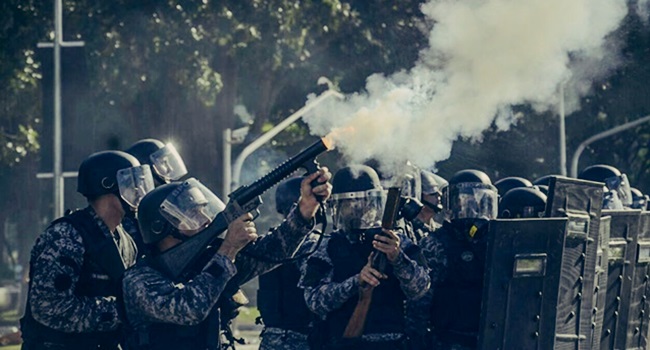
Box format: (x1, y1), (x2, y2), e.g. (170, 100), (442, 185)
(449, 183), (498, 221)
(329, 189), (386, 232)
(604, 174), (633, 207)
(149, 143), (188, 182)
(117, 165), (155, 208)
(159, 178), (226, 233)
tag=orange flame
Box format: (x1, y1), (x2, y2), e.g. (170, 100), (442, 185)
(321, 134), (335, 150)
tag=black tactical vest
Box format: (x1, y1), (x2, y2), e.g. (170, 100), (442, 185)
(20, 208), (128, 348)
(429, 221), (488, 346)
(257, 262), (311, 334)
(325, 232), (405, 340)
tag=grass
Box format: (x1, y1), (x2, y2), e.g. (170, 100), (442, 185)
(236, 306), (261, 325)
(0, 346), (19, 350)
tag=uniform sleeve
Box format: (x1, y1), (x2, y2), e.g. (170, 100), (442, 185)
(390, 236), (431, 300)
(420, 233), (448, 284)
(28, 222), (122, 332)
(298, 237), (358, 318)
(228, 204), (315, 286)
(122, 253), (237, 326)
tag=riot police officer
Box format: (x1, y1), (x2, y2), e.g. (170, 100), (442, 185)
(122, 168), (332, 350)
(578, 164), (633, 209)
(419, 169), (499, 350)
(124, 138), (188, 252)
(125, 138), (188, 186)
(20, 150), (154, 349)
(414, 170), (447, 234)
(498, 187), (547, 218)
(299, 165), (430, 350)
(493, 176), (532, 197)
(258, 177), (322, 350)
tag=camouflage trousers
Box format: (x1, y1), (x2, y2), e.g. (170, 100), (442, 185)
(259, 327), (310, 350)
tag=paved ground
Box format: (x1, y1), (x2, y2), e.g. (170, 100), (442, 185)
(236, 329), (263, 350)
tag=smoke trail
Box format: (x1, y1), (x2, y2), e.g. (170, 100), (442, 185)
(304, 0), (628, 176)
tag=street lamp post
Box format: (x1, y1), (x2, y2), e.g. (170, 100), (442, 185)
(36, 0), (84, 219)
(569, 114), (650, 178)
(227, 84), (343, 192)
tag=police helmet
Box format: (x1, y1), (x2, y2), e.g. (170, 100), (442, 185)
(420, 170), (447, 213)
(578, 164), (633, 207)
(137, 178), (226, 245)
(499, 187), (547, 218)
(534, 185), (549, 196)
(125, 139), (188, 185)
(77, 151), (154, 207)
(421, 170), (447, 196)
(446, 169), (498, 221)
(532, 174), (560, 187)
(275, 177), (302, 216)
(330, 165), (385, 232)
(494, 176), (533, 196)
(630, 187), (648, 210)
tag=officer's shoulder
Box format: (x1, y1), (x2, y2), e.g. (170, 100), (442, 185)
(43, 217), (83, 243)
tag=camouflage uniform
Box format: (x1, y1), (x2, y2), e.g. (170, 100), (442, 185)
(122, 205), (315, 350)
(258, 231), (323, 350)
(20, 206), (137, 349)
(299, 230), (430, 349)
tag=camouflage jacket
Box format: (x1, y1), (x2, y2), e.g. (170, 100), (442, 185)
(27, 206), (137, 333)
(123, 205), (315, 328)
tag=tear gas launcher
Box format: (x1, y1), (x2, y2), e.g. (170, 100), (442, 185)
(154, 137), (333, 281)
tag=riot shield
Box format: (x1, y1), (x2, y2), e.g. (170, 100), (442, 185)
(545, 176), (604, 349)
(478, 218), (567, 350)
(590, 215), (610, 349)
(600, 209), (643, 350)
(624, 211), (650, 349)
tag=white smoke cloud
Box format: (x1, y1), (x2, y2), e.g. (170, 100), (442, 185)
(303, 0), (628, 176)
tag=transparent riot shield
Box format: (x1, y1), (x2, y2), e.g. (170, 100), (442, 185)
(478, 218), (567, 350)
(600, 209), (643, 350)
(545, 176), (604, 349)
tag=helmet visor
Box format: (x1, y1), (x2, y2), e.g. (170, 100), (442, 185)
(449, 183), (498, 220)
(160, 178), (226, 231)
(117, 165), (155, 208)
(150, 143), (188, 182)
(330, 189), (386, 231)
